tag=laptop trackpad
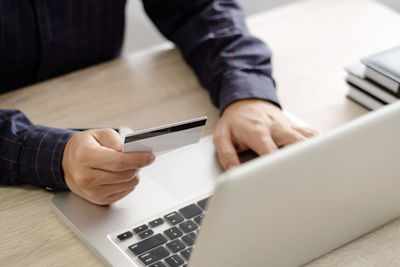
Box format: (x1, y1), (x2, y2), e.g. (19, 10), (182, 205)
(141, 136), (223, 202)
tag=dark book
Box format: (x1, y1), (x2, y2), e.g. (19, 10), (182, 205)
(362, 46), (400, 95)
(345, 63), (398, 104)
(346, 84), (386, 111)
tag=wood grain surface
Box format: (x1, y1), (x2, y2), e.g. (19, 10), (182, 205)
(1, 0), (400, 266)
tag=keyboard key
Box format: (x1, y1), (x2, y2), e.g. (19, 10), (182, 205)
(180, 248), (192, 261)
(149, 262), (167, 267)
(166, 239), (186, 253)
(164, 227), (183, 240)
(133, 224), (149, 234)
(149, 218), (164, 228)
(138, 246), (170, 266)
(129, 234), (168, 256)
(179, 220), (198, 233)
(179, 204), (202, 219)
(165, 254), (185, 267)
(139, 229), (154, 239)
(193, 214), (203, 225)
(197, 198), (209, 210)
(117, 231), (133, 241)
(165, 212), (184, 225)
(181, 232), (197, 246)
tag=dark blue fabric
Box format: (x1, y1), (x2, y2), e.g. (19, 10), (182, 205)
(0, 0), (279, 190)
(143, 0), (279, 111)
(0, 110), (75, 190)
(0, 0), (126, 91)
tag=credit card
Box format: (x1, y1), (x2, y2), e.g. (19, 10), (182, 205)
(122, 116), (207, 153)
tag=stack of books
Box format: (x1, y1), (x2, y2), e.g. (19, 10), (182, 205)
(345, 46), (400, 110)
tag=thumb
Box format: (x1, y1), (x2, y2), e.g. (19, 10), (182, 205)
(89, 128), (123, 152)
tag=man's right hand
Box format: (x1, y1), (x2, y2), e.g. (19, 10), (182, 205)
(62, 129), (155, 205)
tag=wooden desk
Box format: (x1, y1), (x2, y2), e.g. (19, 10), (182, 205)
(1, 0), (400, 266)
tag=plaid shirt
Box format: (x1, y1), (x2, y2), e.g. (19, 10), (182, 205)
(0, 0), (279, 191)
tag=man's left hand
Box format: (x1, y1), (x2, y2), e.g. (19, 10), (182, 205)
(214, 99), (317, 170)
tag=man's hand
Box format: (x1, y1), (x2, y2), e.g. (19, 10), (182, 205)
(62, 129), (156, 205)
(214, 99), (317, 170)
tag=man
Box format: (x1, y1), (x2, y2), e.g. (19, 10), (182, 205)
(0, 0), (315, 205)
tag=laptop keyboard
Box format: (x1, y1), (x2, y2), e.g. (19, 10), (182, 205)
(113, 197), (210, 267)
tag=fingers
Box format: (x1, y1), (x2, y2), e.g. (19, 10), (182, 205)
(248, 133), (279, 156)
(213, 99), (318, 172)
(292, 125), (318, 138)
(83, 169), (140, 185)
(84, 128), (156, 171)
(87, 147), (156, 171)
(214, 122), (314, 169)
(271, 125), (306, 148)
(101, 176), (140, 196)
(214, 131), (240, 170)
(62, 128), (157, 205)
(70, 172), (140, 205)
(90, 128), (123, 152)
(101, 188), (136, 205)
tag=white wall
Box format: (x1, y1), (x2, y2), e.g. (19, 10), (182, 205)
(123, 0), (400, 55)
(122, 0), (165, 54)
(122, 0), (301, 54)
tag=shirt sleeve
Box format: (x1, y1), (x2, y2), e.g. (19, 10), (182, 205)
(0, 109), (75, 191)
(142, 0), (280, 113)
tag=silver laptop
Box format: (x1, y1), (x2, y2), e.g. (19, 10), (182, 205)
(52, 103), (400, 267)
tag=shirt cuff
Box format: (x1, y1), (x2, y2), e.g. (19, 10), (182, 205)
(219, 70), (281, 114)
(20, 126), (75, 191)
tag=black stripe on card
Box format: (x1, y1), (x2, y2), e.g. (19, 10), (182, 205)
(124, 119), (206, 143)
